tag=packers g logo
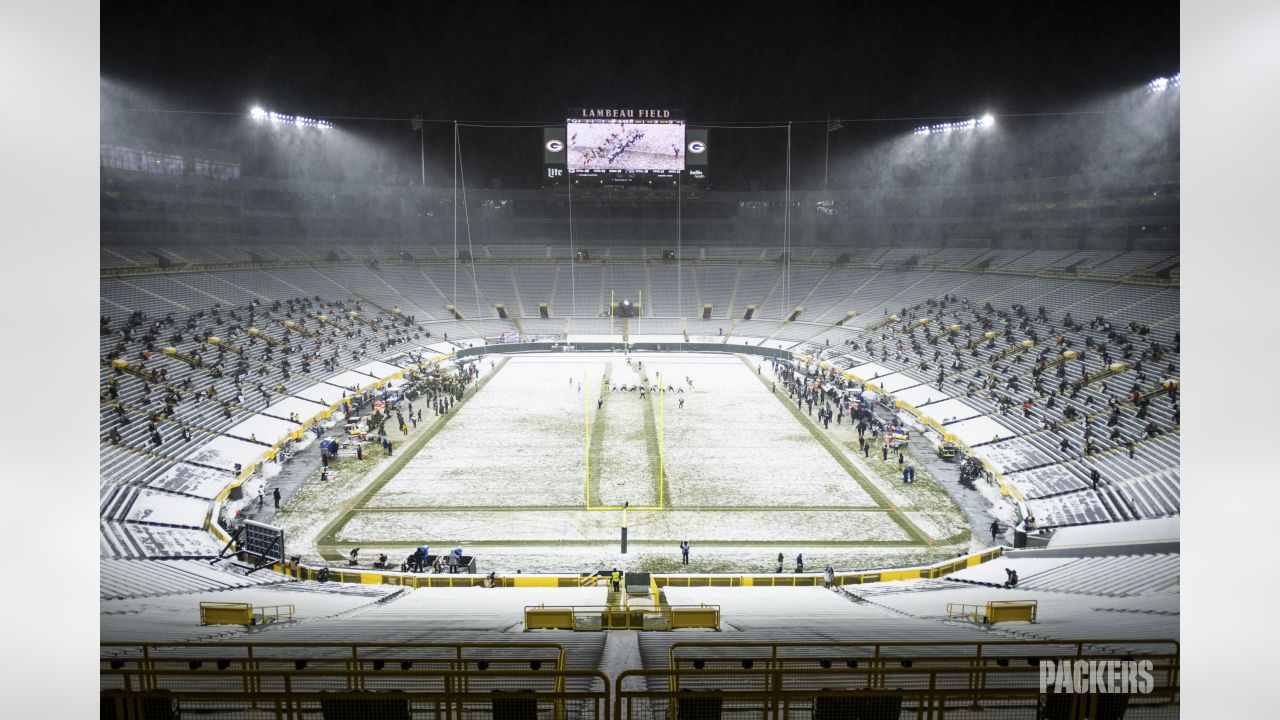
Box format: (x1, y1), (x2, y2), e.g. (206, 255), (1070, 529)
(545, 139), (565, 153)
(687, 140), (706, 154)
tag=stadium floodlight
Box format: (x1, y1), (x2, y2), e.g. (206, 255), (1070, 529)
(1148, 73), (1180, 92)
(250, 108), (333, 129)
(912, 115), (994, 136)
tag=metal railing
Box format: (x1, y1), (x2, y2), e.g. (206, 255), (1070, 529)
(102, 668), (608, 720)
(103, 641), (568, 693)
(668, 639), (1178, 676)
(616, 664), (1179, 720)
(99, 639), (1178, 719)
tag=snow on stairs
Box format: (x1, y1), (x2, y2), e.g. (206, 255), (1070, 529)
(109, 485), (142, 521)
(100, 559), (295, 600)
(101, 521), (147, 559)
(1109, 471), (1180, 518)
(1011, 554), (1180, 597)
(1094, 486), (1137, 522)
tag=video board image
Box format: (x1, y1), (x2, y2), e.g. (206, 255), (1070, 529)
(567, 120), (686, 173)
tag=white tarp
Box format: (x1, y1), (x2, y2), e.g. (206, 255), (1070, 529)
(183, 435), (269, 471)
(147, 463), (233, 499)
(893, 384), (949, 407)
(877, 373), (922, 393)
(127, 490), (209, 527)
(355, 360), (405, 378)
(322, 370), (379, 392)
(944, 415), (1016, 445)
(293, 383), (343, 405)
(125, 525), (223, 558)
(227, 414), (298, 444)
(263, 396), (327, 421)
(982, 437), (1058, 474)
(849, 361), (896, 380)
(913, 398), (982, 425)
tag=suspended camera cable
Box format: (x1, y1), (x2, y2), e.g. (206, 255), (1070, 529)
(122, 108), (1136, 125)
(785, 122), (792, 318)
(677, 168), (683, 328)
(454, 123), (486, 328)
(567, 164), (576, 334)
(452, 122), (458, 310)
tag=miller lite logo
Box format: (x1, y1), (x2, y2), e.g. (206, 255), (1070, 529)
(545, 139), (565, 153)
(688, 140), (707, 154)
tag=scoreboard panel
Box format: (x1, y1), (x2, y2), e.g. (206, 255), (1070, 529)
(567, 118), (685, 173)
(542, 108), (708, 188)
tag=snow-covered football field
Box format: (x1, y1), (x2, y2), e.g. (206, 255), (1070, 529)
(297, 352), (965, 572)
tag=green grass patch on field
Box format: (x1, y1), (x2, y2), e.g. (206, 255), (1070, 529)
(586, 368), (609, 506)
(640, 384), (669, 508)
(589, 361), (667, 508)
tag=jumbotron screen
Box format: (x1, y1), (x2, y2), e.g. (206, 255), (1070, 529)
(567, 116), (685, 174)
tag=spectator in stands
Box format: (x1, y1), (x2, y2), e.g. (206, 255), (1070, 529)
(776, 553), (785, 573)
(990, 520), (1000, 542)
(795, 553), (805, 573)
(1004, 568), (1019, 588)
(824, 565), (835, 589)
(273, 487), (281, 508)
(680, 541), (690, 565)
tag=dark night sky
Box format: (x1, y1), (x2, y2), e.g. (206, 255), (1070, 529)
(100, 1), (1180, 189)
